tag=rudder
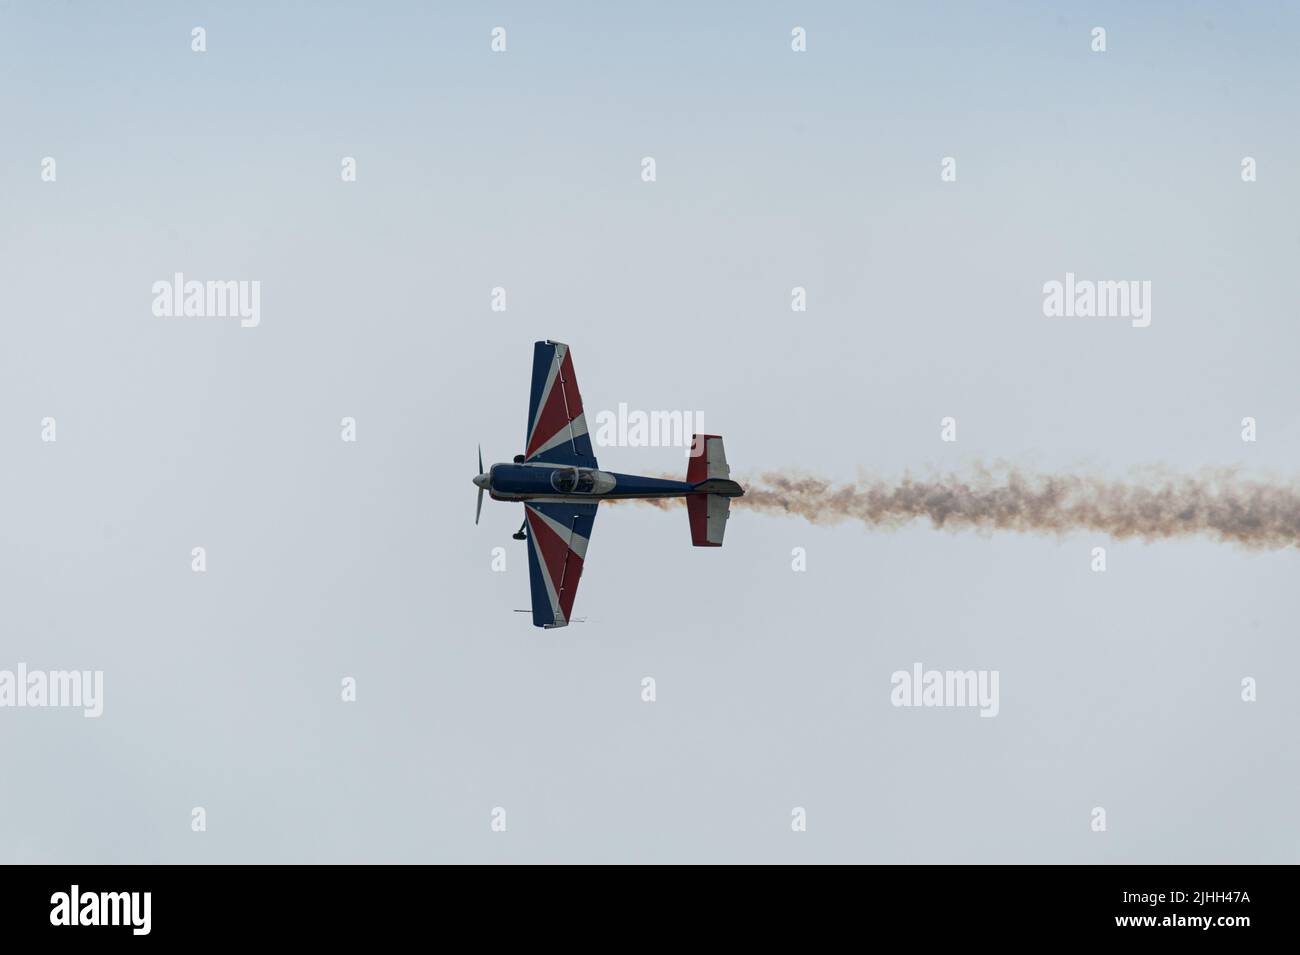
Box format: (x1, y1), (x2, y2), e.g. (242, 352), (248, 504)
(686, 434), (738, 546)
(687, 434), (729, 484)
(687, 494), (730, 547)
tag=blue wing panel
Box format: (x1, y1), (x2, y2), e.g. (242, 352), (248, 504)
(525, 520), (560, 628)
(528, 501), (598, 544)
(525, 342), (556, 449)
(523, 501), (598, 629)
(530, 440), (598, 468)
(523, 341), (598, 469)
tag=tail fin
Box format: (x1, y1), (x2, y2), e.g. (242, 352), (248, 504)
(687, 434), (729, 484)
(686, 434), (741, 547)
(687, 494), (731, 547)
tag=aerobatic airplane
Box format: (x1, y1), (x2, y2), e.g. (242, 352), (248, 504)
(474, 340), (744, 628)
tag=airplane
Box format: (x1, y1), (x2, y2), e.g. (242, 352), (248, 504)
(474, 340), (744, 628)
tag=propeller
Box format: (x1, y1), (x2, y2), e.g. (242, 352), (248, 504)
(475, 445), (485, 524)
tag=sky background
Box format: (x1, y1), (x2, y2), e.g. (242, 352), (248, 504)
(1, 1), (1297, 862)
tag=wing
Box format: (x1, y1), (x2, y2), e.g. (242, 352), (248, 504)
(524, 501), (597, 628)
(524, 341), (598, 468)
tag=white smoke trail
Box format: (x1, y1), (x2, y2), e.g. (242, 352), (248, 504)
(613, 465), (1300, 550)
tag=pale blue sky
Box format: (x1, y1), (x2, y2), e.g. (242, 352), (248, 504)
(1, 1), (1297, 862)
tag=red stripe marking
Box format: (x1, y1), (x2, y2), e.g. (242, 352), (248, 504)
(686, 434), (721, 483)
(687, 495), (711, 545)
(559, 351), (583, 417)
(526, 376), (572, 458)
(527, 509), (573, 602)
(557, 553), (583, 619)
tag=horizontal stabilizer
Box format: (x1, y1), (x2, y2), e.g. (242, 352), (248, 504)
(688, 494), (731, 547)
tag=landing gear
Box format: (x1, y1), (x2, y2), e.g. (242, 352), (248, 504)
(512, 518), (527, 541)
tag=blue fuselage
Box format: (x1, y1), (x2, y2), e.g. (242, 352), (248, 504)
(485, 463), (695, 503)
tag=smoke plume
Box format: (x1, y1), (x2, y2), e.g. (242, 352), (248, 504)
(617, 465), (1300, 549)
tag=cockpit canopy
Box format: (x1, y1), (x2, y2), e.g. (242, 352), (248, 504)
(550, 467), (597, 493)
